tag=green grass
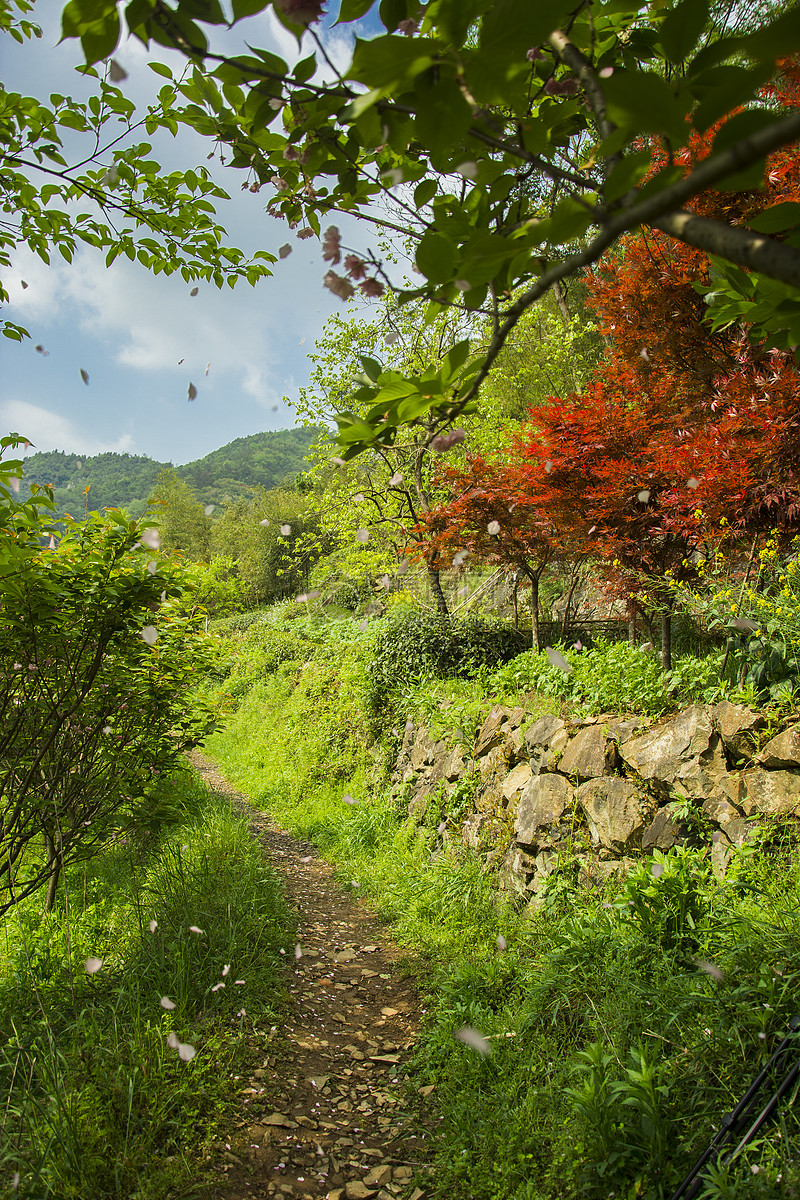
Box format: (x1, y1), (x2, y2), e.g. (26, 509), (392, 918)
(204, 605), (800, 1200)
(0, 770), (293, 1200)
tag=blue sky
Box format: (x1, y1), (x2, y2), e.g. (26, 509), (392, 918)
(0, 2), (388, 465)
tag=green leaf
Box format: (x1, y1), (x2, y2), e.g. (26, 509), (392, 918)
(710, 109), (775, 191)
(232, 0), (269, 16)
(659, 0), (709, 62)
(293, 54), (316, 83)
(414, 178), (437, 208)
(335, 0), (376, 22)
(603, 69), (688, 142)
(379, 0), (412, 31)
(746, 202), (800, 235)
(440, 338), (471, 381)
(148, 61), (174, 79)
(415, 231), (457, 283)
(349, 33), (437, 90)
(480, 0), (568, 62)
(359, 354), (383, 382)
(425, 0), (490, 45)
(413, 73), (472, 158)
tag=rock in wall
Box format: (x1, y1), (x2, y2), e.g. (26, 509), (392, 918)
(389, 700), (800, 909)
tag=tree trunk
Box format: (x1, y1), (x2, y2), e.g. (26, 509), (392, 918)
(530, 574), (541, 653)
(512, 572), (519, 631)
(552, 278), (572, 326)
(427, 561), (449, 615)
(43, 832), (61, 915)
(628, 609), (637, 646)
(661, 610), (672, 672)
(560, 572), (580, 638)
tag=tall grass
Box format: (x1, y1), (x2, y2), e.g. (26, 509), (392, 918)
(0, 771), (293, 1200)
(206, 609), (800, 1200)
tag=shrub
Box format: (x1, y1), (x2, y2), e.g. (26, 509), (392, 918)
(366, 611), (529, 712)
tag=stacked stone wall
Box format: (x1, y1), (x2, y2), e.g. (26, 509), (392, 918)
(389, 702), (800, 905)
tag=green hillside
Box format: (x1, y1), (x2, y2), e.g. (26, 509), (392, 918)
(19, 428), (321, 518)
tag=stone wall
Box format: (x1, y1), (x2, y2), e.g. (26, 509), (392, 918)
(389, 702), (800, 905)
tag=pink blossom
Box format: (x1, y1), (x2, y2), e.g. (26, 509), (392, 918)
(282, 145), (300, 160)
(526, 48), (544, 61)
(296, 227), (314, 239)
(430, 428), (465, 452)
(324, 270), (355, 301)
(344, 254), (367, 279)
(397, 18), (418, 34)
(270, 175), (289, 191)
(360, 277), (385, 298)
(544, 77), (580, 96)
(322, 225), (341, 264)
(272, 0), (326, 24)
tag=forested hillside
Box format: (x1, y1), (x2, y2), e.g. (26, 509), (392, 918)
(18, 428), (321, 518)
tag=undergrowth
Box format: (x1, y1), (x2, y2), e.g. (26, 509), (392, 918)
(0, 770), (293, 1200)
(204, 603), (800, 1200)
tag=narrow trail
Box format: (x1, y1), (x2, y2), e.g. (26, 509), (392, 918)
(190, 753), (436, 1200)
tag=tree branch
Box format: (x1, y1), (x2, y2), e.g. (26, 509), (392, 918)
(651, 210), (800, 288)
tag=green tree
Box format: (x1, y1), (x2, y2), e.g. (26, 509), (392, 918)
(149, 467), (212, 561)
(211, 486), (324, 606)
(54, 0), (800, 456)
(0, 0), (273, 343)
(0, 439), (217, 915)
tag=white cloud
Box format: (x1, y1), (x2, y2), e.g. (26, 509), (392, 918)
(0, 400), (135, 455)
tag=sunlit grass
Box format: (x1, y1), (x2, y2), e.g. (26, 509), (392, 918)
(0, 771), (293, 1200)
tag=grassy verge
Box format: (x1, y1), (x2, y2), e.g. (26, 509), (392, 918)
(0, 769), (293, 1200)
(205, 607), (800, 1200)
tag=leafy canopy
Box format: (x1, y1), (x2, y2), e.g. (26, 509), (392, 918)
(54, 0), (800, 453)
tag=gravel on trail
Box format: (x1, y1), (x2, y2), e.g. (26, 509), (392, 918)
(190, 752), (436, 1200)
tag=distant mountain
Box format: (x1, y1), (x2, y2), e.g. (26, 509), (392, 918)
(19, 427), (322, 518)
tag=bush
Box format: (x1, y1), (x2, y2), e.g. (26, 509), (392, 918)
(366, 611), (530, 712)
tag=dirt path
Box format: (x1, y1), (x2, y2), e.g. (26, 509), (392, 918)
(190, 753), (435, 1200)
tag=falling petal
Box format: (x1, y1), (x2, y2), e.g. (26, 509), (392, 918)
(359, 619), (369, 631)
(572, 639), (583, 652)
(280, 524), (292, 536)
(397, 557), (410, 575)
(188, 926), (205, 935)
(455, 1025), (491, 1056)
(497, 934), (507, 952)
(259, 518), (270, 527)
(637, 489), (650, 504)
(80, 368), (89, 385)
(452, 549), (469, 566)
(147, 560), (157, 574)
(331, 456), (346, 467)
(177, 1042), (196, 1061)
(85, 957), (103, 974)
(651, 862), (665, 878)
(342, 793), (358, 805)
(211, 982), (225, 992)
(295, 944), (303, 960)
(141, 625), (157, 646)
(234, 980), (245, 986)
(279, 243), (292, 259)
(35, 344), (48, 355)
(545, 646), (571, 673)
(149, 920), (158, 933)
(456, 161), (478, 179)
(190, 287), (199, 297)
(353, 492), (365, 503)
(160, 996), (176, 1009)
(385, 331), (401, 345)
(20, 280), (28, 289)
(732, 618), (758, 635)
(696, 960), (725, 983)
(10, 477), (19, 494)
(687, 477), (700, 490)
(167, 1031), (179, 1048)
(188, 382), (197, 401)
(356, 528), (370, 543)
(103, 724), (112, 734)
(389, 472), (403, 485)
(222, 964), (230, 977)
(437, 821), (447, 835)
(487, 520), (501, 535)
(108, 58), (128, 81)
(544, 460), (553, 473)
(205, 362), (211, 375)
